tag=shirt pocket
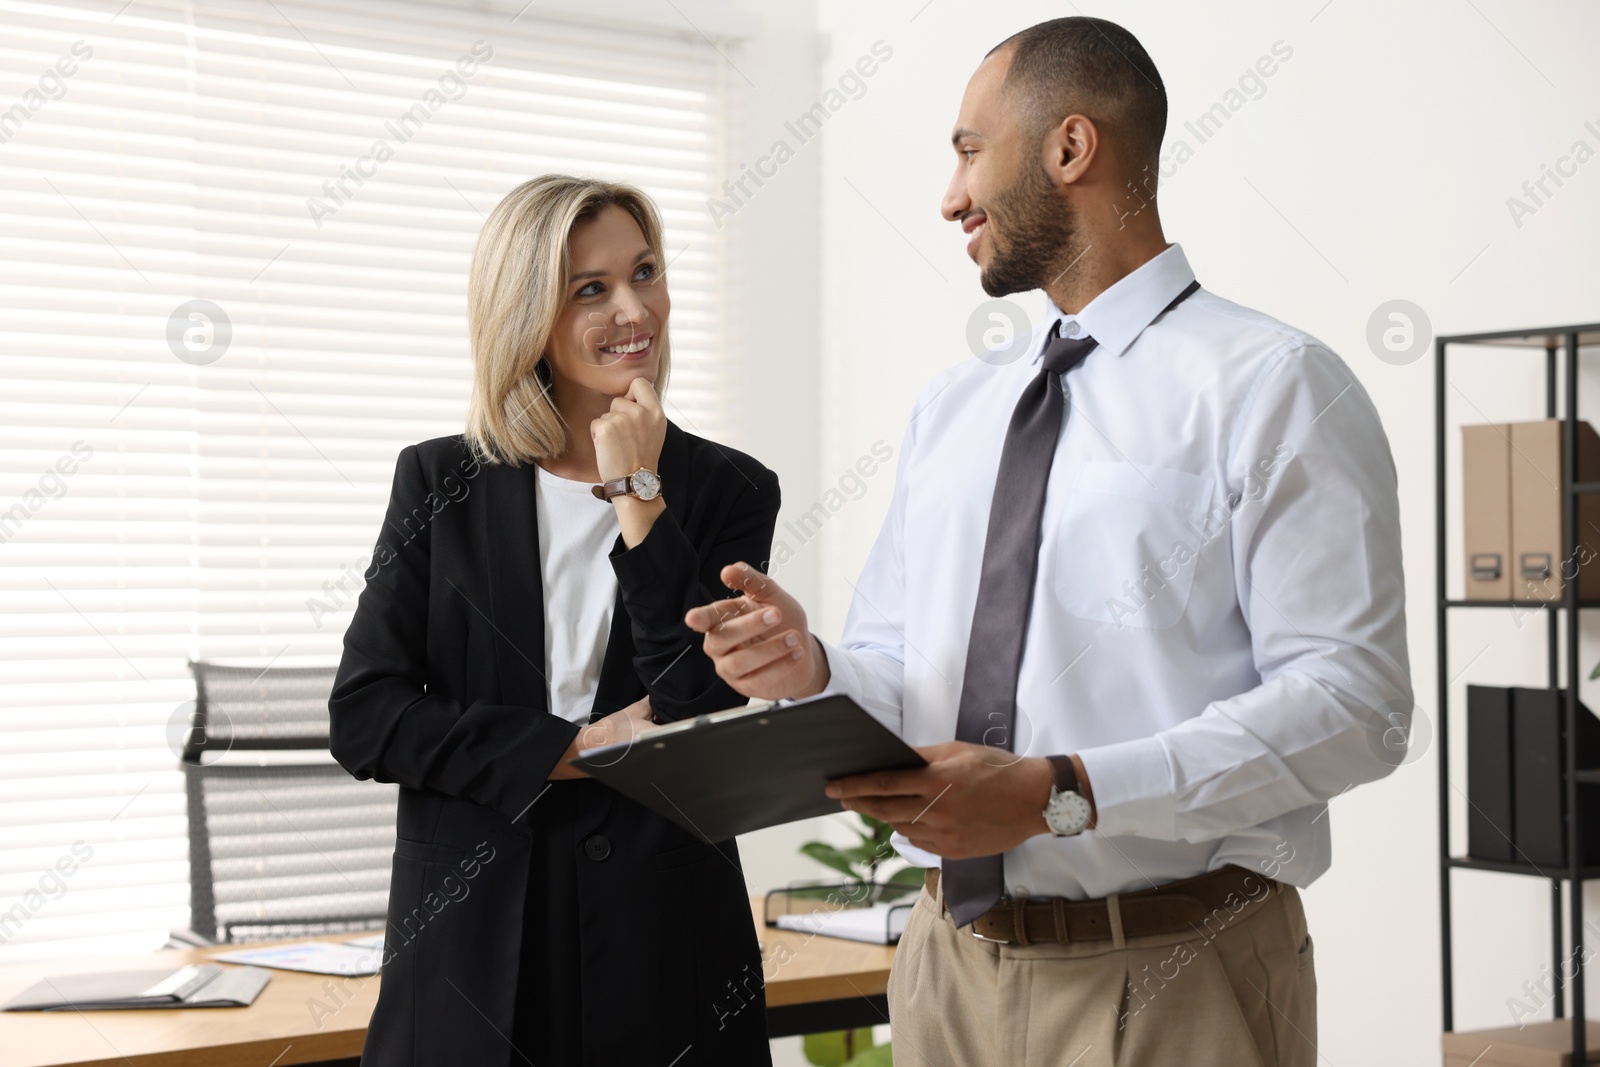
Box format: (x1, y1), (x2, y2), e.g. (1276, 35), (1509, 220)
(1052, 460), (1217, 630)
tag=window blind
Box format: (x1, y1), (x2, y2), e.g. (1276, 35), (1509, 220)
(0, 0), (732, 961)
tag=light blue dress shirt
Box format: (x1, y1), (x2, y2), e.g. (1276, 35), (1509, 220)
(819, 243), (1413, 901)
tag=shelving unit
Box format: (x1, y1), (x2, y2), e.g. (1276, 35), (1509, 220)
(1436, 323), (1600, 1062)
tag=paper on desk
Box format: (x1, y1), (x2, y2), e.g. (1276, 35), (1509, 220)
(210, 941), (383, 977)
(773, 902), (910, 945)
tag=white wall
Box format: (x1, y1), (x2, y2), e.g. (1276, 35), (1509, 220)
(700, 6), (901, 1063)
(778, 1), (1600, 1064)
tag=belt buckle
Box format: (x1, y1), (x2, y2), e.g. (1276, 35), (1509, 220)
(967, 897), (1016, 944)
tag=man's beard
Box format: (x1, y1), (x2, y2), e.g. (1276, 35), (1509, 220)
(979, 158), (1083, 298)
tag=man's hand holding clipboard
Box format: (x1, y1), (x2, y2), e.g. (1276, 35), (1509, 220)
(683, 563), (1082, 857)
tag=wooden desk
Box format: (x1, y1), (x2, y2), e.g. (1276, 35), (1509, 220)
(755, 896), (897, 1039)
(0, 899), (898, 1066)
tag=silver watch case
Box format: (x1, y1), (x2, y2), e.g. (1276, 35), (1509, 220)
(1043, 786), (1092, 836)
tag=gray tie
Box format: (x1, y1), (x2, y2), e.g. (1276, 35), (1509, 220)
(938, 278), (1200, 928)
(941, 324), (1098, 928)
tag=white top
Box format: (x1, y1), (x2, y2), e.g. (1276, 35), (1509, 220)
(819, 243), (1413, 901)
(534, 465), (621, 725)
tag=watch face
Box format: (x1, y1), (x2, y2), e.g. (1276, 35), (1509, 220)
(632, 468), (661, 501)
(1045, 789), (1092, 836)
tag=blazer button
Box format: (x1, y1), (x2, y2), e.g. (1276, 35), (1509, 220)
(584, 835), (612, 862)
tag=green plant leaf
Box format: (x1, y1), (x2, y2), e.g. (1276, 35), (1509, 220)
(802, 1031), (845, 1067)
(859, 813), (893, 837)
(802, 1028), (877, 1066)
(886, 865), (925, 886)
(840, 842), (883, 867)
(800, 842), (865, 880)
(1590, 659), (1600, 681)
(841, 1042), (894, 1067)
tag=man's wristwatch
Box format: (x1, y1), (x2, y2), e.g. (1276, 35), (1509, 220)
(1042, 754), (1093, 836)
(591, 467), (662, 502)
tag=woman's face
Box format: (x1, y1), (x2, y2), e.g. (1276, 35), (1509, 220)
(544, 204), (669, 400)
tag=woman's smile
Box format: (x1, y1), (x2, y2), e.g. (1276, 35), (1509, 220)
(599, 332), (654, 362)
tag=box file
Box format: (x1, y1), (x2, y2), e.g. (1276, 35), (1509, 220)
(1461, 419), (1600, 602)
(1465, 684), (1515, 863)
(1462, 423), (1511, 599)
(1507, 420), (1600, 602)
(1509, 687), (1600, 868)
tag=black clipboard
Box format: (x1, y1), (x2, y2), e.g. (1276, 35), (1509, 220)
(569, 694), (925, 841)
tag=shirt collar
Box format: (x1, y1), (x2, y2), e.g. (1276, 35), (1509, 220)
(1033, 243), (1197, 365)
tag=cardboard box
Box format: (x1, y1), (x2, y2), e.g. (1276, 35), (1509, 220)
(1443, 1021), (1600, 1066)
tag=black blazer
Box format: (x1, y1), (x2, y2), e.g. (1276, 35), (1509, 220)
(330, 423), (780, 1067)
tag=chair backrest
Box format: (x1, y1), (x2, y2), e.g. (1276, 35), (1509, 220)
(184, 662), (340, 761)
(181, 662), (398, 943)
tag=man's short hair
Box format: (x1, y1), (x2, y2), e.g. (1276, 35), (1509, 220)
(988, 17), (1167, 174)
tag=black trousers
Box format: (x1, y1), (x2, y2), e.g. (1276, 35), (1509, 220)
(510, 783), (584, 1065)
(508, 779), (772, 1067)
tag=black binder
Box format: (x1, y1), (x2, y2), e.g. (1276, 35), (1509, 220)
(1466, 684), (1515, 863)
(570, 694), (926, 841)
(1510, 687), (1600, 868)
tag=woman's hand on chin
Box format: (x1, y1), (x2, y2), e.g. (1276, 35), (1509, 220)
(547, 695), (659, 780)
(591, 376), (666, 482)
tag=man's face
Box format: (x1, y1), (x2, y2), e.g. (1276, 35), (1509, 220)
(942, 49), (1079, 298)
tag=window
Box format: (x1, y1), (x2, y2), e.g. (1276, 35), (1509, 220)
(0, 0), (733, 960)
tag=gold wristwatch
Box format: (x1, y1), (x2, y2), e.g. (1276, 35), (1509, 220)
(591, 467), (662, 502)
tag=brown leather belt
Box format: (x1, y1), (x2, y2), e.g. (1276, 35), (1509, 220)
(924, 864), (1277, 946)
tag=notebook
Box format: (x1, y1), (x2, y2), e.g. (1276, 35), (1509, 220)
(773, 902), (914, 944)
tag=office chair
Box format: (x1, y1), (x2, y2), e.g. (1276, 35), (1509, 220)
(177, 661), (398, 944)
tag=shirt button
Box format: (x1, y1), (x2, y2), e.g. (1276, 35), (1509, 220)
(584, 835), (612, 862)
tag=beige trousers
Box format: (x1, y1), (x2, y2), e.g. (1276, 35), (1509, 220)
(886, 871), (1318, 1067)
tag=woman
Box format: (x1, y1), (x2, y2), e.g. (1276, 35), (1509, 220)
(330, 175), (780, 1066)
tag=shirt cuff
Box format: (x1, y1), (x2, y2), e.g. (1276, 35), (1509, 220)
(815, 637), (861, 703)
(1075, 735), (1176, 840)
(825, 633), (889, 700)
(813, 637), (905, 735)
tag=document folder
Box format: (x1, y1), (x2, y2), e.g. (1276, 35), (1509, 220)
(570, 694), (926, 841)
(2, 963), (271, 1011)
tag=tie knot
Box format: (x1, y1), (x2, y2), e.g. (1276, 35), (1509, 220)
(1041, 329), (1098, 376)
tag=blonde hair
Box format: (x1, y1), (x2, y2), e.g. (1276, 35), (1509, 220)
(464, 175), (671, 466)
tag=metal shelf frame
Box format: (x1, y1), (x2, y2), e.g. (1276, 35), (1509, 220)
(1436, 322), (1600, 1061)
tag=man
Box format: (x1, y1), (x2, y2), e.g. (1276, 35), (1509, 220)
(685, 16), (1411, 1067)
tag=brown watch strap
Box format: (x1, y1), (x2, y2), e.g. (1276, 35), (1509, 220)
(1045, 754), (1078, 795)
(591, 476), (630, 501)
